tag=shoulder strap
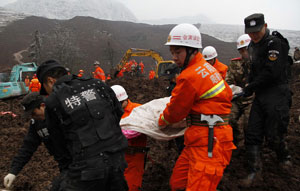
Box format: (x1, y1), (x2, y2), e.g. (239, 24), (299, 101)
(271, 31), (290, 50)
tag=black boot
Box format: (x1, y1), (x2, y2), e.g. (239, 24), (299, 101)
(275, 140), (292, 169)
(241, 145), (262, 187)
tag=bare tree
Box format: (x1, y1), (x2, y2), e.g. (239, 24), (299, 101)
(106, 36), (114, 69)
(102, 31), (115, 69)
(28, 30), (42, 65)
(40, 24), (86, 72)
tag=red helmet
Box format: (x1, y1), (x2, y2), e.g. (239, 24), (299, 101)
(79, 70), (84, 73)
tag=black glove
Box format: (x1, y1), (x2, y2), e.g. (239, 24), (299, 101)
(243, 85), (253, 97)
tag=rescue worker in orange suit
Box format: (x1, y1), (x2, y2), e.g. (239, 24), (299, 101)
(106, 74), (111, 81)
(29, 77), (41, 92)
(24, 76), (30, 87)
(77, 69), (84, 77)
(111, 85), (147, 191)
(93, 61), (106, 82)
(158, 23), (235, 191)
(116, 68), (125, 78)
(148, 70), (155, 80)
(125, 62), (131, 73)
(139, 61), (144, 73)
(202, 46), (228, 79)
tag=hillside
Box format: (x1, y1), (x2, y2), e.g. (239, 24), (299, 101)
(0, 16), (238, 74)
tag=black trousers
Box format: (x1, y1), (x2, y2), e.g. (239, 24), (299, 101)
(245, 85), (291, 149)
(60, 152), (128, 191)
(50, 170), (67, 191)
(60, 166), (128, 191)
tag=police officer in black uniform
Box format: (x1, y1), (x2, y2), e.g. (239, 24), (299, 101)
(242, 13), (292, 187)
(37, 60), (128, 191)
(3, 92), (71, 190)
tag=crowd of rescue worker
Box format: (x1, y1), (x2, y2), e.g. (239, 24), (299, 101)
(2, 13), (298, 191)
(25, 59), (150, 94)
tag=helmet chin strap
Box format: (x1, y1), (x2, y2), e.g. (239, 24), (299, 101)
(181, 47), (195, 71)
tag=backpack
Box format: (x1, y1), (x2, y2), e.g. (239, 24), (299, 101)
(272, 31), (293, 81)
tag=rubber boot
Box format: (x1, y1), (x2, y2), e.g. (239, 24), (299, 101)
(241, 145), (262, 187)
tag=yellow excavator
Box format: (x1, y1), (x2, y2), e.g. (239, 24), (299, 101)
(118, 48), (174, 78)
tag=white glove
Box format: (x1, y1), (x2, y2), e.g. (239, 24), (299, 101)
(3, 173), (16, 189)
(229, 85), (243, 96)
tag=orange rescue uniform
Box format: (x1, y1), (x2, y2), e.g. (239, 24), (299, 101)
(148, 70), (155, 80)
(139, 62), (144, 73)
(212, 58), (228, 79)
(117, 68), (125, 78)
(159, 52), (235, 191)
(122, 100), (147, 191)
(29, 78), (41, 92)
(94, 66), (106, 81)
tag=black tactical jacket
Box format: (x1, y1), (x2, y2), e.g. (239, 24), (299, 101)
(10, 119), (71, 175)
(246, 29), (289, 94)
(45, 75), (127, 179)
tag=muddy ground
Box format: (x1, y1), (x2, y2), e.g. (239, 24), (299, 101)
(1, 64), (300, 190)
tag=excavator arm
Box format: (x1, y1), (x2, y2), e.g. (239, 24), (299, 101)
(118, 48), (174, 77)
(0, 62), (37, 99)
(119, 48), (164, 68)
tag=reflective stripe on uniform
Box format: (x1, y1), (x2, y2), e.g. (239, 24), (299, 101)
(96, 72), (105, 76)
(161, 115), (170, 125)
(200, 80), (226, 99)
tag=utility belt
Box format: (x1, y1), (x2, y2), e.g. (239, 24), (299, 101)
(186, 113), (230, 158)
(125, 146), (149, 155)
(186, 114), (229, 127)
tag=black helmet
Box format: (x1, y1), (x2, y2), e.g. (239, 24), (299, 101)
(37, 59), (67, 95)
(21, 92), (45, 117)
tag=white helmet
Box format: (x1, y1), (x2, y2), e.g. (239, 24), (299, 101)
(165, 23), (202, 48)
(237, 34), (251, 49)
(111, 85), (128, 102)
(94, 61), (100, 66)
(202, 46), (218, 60)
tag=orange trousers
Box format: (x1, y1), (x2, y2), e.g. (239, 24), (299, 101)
(170, 141), (235, 191)
(30, 87), (40, 92)
(124, 152), (146, 191)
